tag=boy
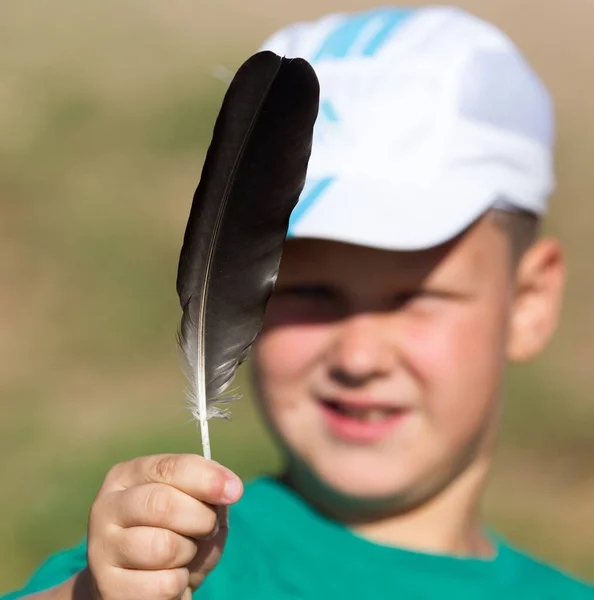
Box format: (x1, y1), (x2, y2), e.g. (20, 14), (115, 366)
(4, 5), (594, 600)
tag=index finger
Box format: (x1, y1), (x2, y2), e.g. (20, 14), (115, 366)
(103, 454), (243, 506)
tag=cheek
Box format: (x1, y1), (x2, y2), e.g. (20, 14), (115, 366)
(253, 322), (330, 403)
(252, 323), (330, 451)
(403, 301), (508, 439)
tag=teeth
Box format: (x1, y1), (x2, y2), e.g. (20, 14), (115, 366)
(365, 409), (386, 422)
(330, 402), (394, 422)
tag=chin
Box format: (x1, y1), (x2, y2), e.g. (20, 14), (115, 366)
(283, 450), (436, 521)
(318, 460), (413, 500)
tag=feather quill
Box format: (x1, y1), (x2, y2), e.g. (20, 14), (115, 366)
(176, 51), (320, 459)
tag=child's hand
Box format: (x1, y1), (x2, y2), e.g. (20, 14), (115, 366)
(85, 454), (243, 600)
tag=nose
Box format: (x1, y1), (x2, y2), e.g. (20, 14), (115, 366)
(326, 312), (396, 387)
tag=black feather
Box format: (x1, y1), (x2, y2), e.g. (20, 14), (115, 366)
(176, 51), (320, 458)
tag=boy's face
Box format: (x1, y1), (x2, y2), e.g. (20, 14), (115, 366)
(252, 216), (563, 507)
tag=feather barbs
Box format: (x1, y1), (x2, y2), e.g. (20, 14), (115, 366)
(175, 52), (320, 459)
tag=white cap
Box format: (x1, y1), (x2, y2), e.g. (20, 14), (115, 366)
(259, 6), (555, 250)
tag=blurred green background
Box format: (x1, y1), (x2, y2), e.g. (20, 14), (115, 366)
(1, 0), (593, 591)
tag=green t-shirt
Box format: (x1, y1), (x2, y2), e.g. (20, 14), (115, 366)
(3, 477), (593, 599)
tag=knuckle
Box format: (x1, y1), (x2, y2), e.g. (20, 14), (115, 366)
(88, 493), (110, 530)
(86, 536), (103, 567)
(104, 461), (125, 486)
(150, 529), (178, 566)
(88, 497), (102, 525)
(152, 455), (179, 484)
(88, 523), (118, 569)
(144, 486), (173, 523)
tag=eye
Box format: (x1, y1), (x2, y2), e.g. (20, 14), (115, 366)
(392, 290), (450, 309)
(267, 284), (342, 323)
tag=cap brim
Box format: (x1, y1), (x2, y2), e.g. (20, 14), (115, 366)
(287, 175), (497, 251)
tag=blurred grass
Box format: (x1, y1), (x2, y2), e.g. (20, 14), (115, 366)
(1, 0), (593, 592)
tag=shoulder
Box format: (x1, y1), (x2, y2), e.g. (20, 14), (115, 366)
(500, 541), (594, 598)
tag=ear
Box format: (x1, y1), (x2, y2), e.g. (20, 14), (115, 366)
(507, 237), (565, 363)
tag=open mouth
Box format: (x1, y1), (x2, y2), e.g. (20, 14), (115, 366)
(322, 400), (403, 423)
(319, 398), (410, 442)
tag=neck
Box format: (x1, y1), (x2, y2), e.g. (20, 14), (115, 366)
(283, 453), (494, 559)
(350, 457), (493, 557)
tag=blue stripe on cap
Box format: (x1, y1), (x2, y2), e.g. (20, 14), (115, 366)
(312, 8), (415, 62)
(313, 12), (378, 61)
(320, 99), (339, 122)
(287, 177), (335, 237)
(362, 9), (413, 56)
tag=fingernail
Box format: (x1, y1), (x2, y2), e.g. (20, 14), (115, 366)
(223, 477), (242, 502)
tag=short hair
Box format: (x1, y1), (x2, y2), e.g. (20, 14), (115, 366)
(487, 207), (541, 267)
